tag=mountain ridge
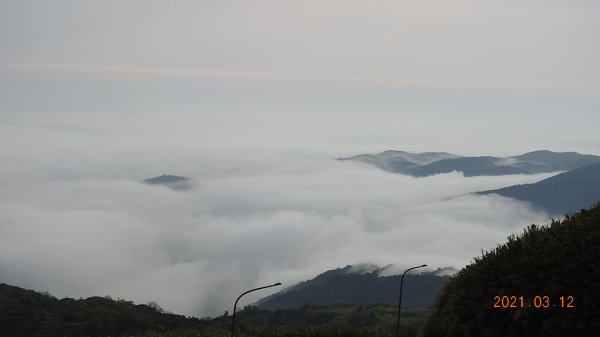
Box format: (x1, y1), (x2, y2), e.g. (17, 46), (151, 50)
(476, 162), (600, 216)
(255, 265), (451, 310)
(337, 150), (600, 177)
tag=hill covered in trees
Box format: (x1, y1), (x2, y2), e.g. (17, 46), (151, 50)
(0, 283), (201, 337)
(421, 203), (600, 337)
(0, 282), (428, 337)
(256, 265), (450, 310)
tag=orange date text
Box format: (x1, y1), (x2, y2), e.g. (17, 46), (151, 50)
(492, 295), (574, 309)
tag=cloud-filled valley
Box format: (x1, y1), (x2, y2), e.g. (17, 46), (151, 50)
(0, 155), (553, 317)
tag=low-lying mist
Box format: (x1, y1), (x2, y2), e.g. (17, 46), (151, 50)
(0, 154), (553, 317)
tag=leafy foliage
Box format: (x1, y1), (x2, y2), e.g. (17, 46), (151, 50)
(421, 203), (600, 337)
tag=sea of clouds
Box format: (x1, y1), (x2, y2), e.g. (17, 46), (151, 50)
(0, 147), (553, 316)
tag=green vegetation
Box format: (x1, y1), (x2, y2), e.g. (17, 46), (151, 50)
(0, 283), (202, 337)
(422, 203), (600, 337)
(129, 304), (429, 337)
(0, 283), (429, 337)
(224, 304), (428, 336)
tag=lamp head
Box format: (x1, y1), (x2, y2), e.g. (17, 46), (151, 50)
(274, 282), (282, 286)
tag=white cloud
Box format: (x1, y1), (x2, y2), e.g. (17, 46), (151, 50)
(0, 156), (551, 316)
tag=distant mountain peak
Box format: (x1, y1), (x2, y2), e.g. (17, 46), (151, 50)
(518, 149), (576, 156)
(142, 175), (193, 190)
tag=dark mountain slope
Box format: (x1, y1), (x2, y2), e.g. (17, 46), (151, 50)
(422, 203), (600, 337)
(337, 151), (458, 174)
(409, 156), (528, 177)
(478, 162), (600, 216)
(513, 150), (600, 170)
(256, 266), (449, 310)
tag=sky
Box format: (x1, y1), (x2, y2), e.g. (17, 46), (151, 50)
(1, 0), (599, 317)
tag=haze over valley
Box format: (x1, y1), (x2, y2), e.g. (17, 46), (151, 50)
(0, 148), (573, 316)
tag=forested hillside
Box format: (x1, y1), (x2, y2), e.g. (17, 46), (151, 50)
(0, 284), (427, 337)
(257, 266), (449, 310)
(0, 283), (201, 337)
(422, 203), (600, 337)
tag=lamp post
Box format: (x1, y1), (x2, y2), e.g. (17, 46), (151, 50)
(230, 282), (281, 337)
(396, 264), (427, 337)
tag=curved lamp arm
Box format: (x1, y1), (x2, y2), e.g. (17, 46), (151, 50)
(230, 282), (281, 337)
(396, 264), (427, 337)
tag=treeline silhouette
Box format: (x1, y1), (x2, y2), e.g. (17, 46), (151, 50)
(0, 283), (427, 337)
(422, 203), (600, 337)
(0, 284), (201, 337)
(219, 304), (427, 336)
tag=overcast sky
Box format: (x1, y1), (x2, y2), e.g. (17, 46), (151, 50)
(1, 0), (599, 317)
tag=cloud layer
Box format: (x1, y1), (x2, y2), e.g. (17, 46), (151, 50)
(0, 156), (552, 316)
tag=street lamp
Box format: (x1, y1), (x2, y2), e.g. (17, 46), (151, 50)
(396, 264), (427, 337)
(230, 282), (281, 337)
